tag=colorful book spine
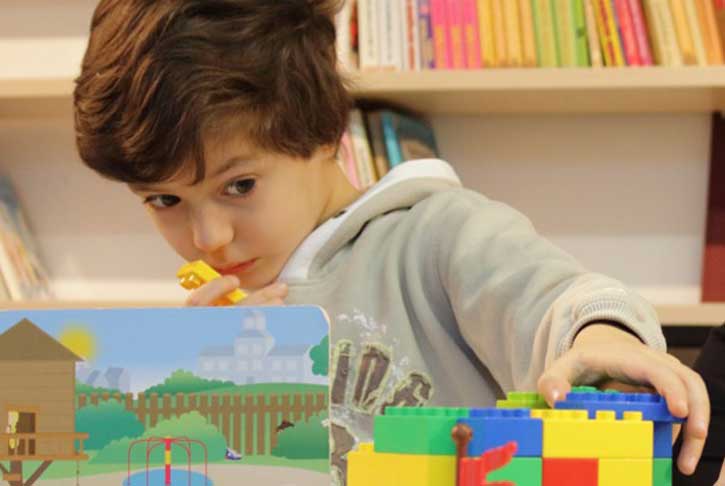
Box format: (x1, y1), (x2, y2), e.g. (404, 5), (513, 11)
(462, 0), (482, 68)
(593, 0), (625, 65)
(554, 0), (575, 66)
(335, 0), (354, 70)
(628, 0), (654, 65)
(502, 0), (523, 66)
(490, 0), (508, 66)
(683, 0), (708, 65)
(573, 0), (591, 66)
(349, 109), (378, 187)
(715, 0), (725, 52)
(669, 0), (697, 64)
(431, 0), (451, 68)
(477, 0), (497, 66)
(613, 0), (641, 65)
(519, 0), (539, 67)
(532, 0), (560, 66)
(584, 0), (604, 66)
(380, 112), (404, 167)
(357, 0), (380, 69)
(339, 131), (361, 188)
(446, 0), (467, 68)
(418, 0), (437, 69)
(697, 0), (724, 65)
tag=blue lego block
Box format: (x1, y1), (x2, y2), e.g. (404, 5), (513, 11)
(654, 422), (673, 458)
(460, 408), (543, 457)
(554, 390), (683, 423)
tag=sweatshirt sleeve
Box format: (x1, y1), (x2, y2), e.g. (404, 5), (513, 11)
(435, 189), (667, 392)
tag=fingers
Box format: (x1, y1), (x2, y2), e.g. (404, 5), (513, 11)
(185, 275), (241, 306)
(186, 278), (289, 307)
(536, 353), (577, 407)
(242, 282), (288, 306)
(672, 366), (709, 475)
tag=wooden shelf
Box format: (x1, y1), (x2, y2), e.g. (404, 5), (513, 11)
(2, 301), (723, 326)
(350, 66), (725, 114)
(5, 67), (725, 116)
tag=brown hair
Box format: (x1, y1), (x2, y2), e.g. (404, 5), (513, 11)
(74, 0), (352, 184)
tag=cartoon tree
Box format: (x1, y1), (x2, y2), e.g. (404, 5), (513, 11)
(309, 335), (329, 376)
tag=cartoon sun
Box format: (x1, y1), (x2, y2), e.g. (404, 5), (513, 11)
(59, 325), (97, 361)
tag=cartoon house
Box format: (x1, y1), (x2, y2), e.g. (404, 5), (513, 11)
(198, 311), (317, 384)
(0, 319), (88, 486)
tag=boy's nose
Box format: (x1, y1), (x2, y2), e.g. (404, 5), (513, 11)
(191, 208), (234, 253)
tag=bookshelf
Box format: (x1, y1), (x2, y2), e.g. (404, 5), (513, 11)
(1, 2), (723, 331)
(6, 67), (725, 117)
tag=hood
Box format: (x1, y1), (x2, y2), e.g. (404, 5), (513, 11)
(279, 158), (462, 282)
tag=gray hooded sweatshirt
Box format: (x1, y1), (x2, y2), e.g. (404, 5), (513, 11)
(278, 159), (666, 483)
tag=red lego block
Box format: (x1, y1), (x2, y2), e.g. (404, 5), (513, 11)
(543, 458), (597, 486)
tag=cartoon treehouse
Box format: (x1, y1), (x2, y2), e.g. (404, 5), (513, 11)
(0, 319), (88, 486)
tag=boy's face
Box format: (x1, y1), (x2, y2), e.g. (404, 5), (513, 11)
(130, 133), (349, 290)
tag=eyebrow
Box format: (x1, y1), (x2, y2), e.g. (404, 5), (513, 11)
(129, 155), (256, 193)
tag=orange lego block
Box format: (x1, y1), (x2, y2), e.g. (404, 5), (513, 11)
(177, 260), (247, 305)
(530, 410), (653, 459)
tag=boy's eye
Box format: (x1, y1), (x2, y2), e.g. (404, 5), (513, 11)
(144, 194), (180, 208)
(225, 178), (256, 196)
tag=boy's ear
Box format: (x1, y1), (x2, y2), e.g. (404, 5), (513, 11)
(317, 143), (338, 161)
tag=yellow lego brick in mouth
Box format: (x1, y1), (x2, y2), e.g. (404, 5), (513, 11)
(177, 260), (247, 305)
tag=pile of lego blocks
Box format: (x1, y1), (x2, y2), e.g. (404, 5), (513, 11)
(347, 387), (680, 486)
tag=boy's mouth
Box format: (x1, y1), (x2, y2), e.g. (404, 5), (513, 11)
(216, 259), (258, 275)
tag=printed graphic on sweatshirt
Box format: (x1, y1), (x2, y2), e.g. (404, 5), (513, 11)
(329, 310), (434, 485)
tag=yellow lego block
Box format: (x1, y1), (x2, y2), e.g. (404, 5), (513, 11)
(599, 458), (653, 486)
(530, 410), (653, 459)
(348, 442), (456, 486)
(177, 260), (247, 305)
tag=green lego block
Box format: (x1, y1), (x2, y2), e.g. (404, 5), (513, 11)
(496, 391), (550, 410)
(374, 407), (469, 455)
(487, 457), (542, 486)
(653, 458), (672, 486)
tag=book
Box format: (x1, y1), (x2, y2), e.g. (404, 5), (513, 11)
(695, 0), (724, 65)
(0, 177), (52, 301)
(532, 0), (560, 66)
(715, 0), (725, 51)
(572, 0), (591, 66)
(613, 0), (641, 65)
(519, 0), (539, 67)
(338, 130), (361, 189)
(477, 0), (498, 67)
(643, 0), (683, 66)
(554, 0), (577, 67)
(335, 0), (355, 70)
(584, 0), (605, 66)
(462, 0), (483, 68)
(405, 0), (422, 70)
(628, 0), (654, 65)
(431, 0), (451, 68)
(502, 0), (523, 67)
(364, 111), (391, 178)
(669, 0), (697, 64)
(683, 0), (708, 65)
(349, 108), (378, 187)
(702, 113), (725, 301)
(446, 0), (467, 68)
(418, 0), (437, 69)
(491, 0), (508, 66)
(357, 0), (380, 69)
(379, 0), (404, 70)
(378, 110), (439, 168)
(0, 305), (331, 485)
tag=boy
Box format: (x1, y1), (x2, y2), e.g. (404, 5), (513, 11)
(73, 0), (708, 483)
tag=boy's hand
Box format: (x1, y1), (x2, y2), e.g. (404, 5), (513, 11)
(184, 276), (287, 307)
(537, 323), (709, 476)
